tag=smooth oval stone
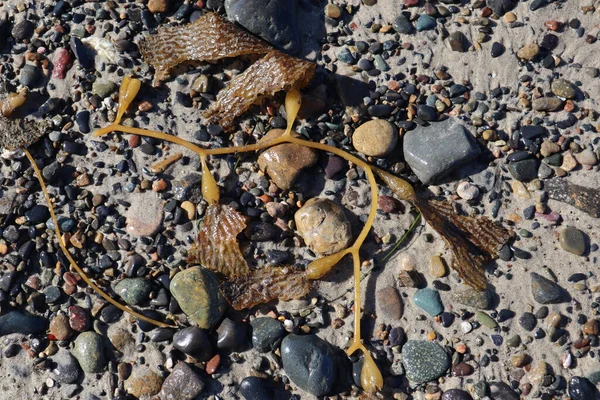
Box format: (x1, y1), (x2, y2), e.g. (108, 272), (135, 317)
(251, 317), (286, 353)
(519, 312), (537, 331)
(559, 227), (586, 256)
(530, 272), (566, 304)
(413, 288), (444, 316)
(170, 267), (227, 329)
(173, 326), (213, 361)
(0, 311), (48, 336)
(240, 376), (274, 400)
(476, 311), (498, 329)
(52, 350), (83, 384)
(489, 381), (519, 400)
(281, 334), (336, 396)
(160, 361), (205, 400)
(551, 78), (576, 99)
(115, 277), (152, 305)
(72, 331), (106, 373)
(217, 318), (248, 351)
(294, 198), (352, 255)
(401, 340), (450, 383)
(376, 286), (403, 319)
(452, 288), (491, 309)
(352, 119), (398, 157)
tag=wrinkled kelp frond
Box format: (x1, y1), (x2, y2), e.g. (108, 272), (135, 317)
(220, 266), (311, 310)
(203, 50), (315, 131)
(139, 12), (272, 84)
(415, 198), (514, 291)
(188, 204), (250, 278)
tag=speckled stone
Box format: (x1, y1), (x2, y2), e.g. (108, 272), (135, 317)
(551, 78), (576, 99)
(452, 288), (491, 310)
(413, 288), (443, 316)
(170, 267), (227, 329)
(401, 340), (450, 383)
(125, 367), (164, 398)
(530, 272), (566, 304)
(72, 331), (106, 373)
(160, 361), (204, 400)
(115, 278), (152, 305)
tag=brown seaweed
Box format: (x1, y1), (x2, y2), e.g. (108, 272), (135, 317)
(139, 12), (272, 85)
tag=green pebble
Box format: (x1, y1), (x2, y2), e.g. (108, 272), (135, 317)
(476, 311), (498, 329)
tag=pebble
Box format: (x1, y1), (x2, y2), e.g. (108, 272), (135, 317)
(491, 42), (505, 57)
(559, 227), (586, 256)
(519, 312), (537, 331)
(442, 389), (473, 400)
(489, 382), (519, 399)
(72, 331), (106, 373)
(516, 43), (539, 60)
(456, 181), (479, 200)
(148, 0), (168, 13)
(352, 119), (397, 157)
(0, 311), (48, 336)
(240, 376), (274, 400)
(428, 255), (447, 278)
(294, 198), (352, 255)
(19, 64), (38, 87)
(115, 277), (152, 305)
(173, 326), (213, 361)
(575, 149), (598, 166)
(281, 334), (336, 396)
(217, 318), (248, 351)
(403, 118), (480, 184)
(52, 350), (83, 384)
(376, 286), (403, 319)
(251, 317), (286, 352)
(225, 0), (300, 53)
(11, 20), (34, 41)
(393, 15), (415, 34)
(50, 314), (74, 340)
(532, 97), (563, 112)
(476, 311), (498, 329)
(160, 361), (204, 400)
(551, 78), (576, 99)
(401, 340), (450, 383)
(568, 376), (597, 400)
(257, 129), (318, 190)
(413, 288), (444, 316)
(68, 305), (90, 332)
(416, 14), (437, 31)
(530, 272), (566, 304)
(488, 0), (516, 16)
(507, 158), (539, 182)
(125, 367), (164, 398)
(171, 267), (227, 329)
(125, 193), (164, 237)
(69, 37), (94, 69)
(448, 31), (468, 52)
(452, 288), (491, 309)
(92, 80), (118, 98)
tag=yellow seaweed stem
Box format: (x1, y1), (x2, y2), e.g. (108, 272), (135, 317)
(201, 156), (220, 205)
(24, 149), (177, 329)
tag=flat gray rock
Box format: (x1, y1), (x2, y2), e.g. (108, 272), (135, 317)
(403, 118), (480, 184)
(401, 340), (450, 383)
(225, 0), (300, 53)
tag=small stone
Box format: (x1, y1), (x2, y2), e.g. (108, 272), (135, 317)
(324, 4), (341, 19)
(519, 312), (537, 331)
(251, 317), (286, 352)
(125, 367), (163, 398)
(512, 181), (531, 198)
(377, 286), (403, 319)
(52, 48), (73, 79)
(352, 119), (397, 157)
(115, 278), (152, 305)
(416, 14), (437, 31)
(173, 326), (213, 361)
(575, 149), (598, 166)
(583, 319), (599, 335)
(240, 376), (273, 400)
(476, 311), (498, 329)
(68, 305), (90, 332)
(507, 158), (539, 182)
(11, 20), (34, 41)
(257, 129), (318, 190)
(540, 141), (561, 157)
(452, 288), (491, 310)
(532, 97), (563, 112)
(491, 42), (505, 57)
(488, 0), (516, 16)
(52, 351), (83, 384)
(551, 79), (576, 99)
(281, 334), (336, 396)
(72, 331), (106, 373)
(456, 182), (479, 200)
(559, 227), (586, 256)
(148, 0), (168, 13)
(401, 340), (450, 383)
(50, 314), (74, 340)
(170, 267), (227, 329)
(216, 318), (248, 351)
(530, 272), (566, 304)
(19, 64), (39, 87)
(393, 15), (415, 34)
(428, 255), (447, 278)
(517, 43), (539, 61)
(568, 377), (597, 400)
(294, 198), (352, 255)
(0, 311), (48, 336)
(413, 288), (443, 316)
(442, 388), (473, 400)
(126, 193), (164, 237)
(448, 31), (468, 52)
(160, 362), (204, 400)
(92, 80), (118, 98)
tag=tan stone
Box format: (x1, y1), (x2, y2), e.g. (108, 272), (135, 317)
(376, 286), (403, 319)
(257, 129), (318, 190)
(148, 0), (168, 13)
(294, 198), (352, 255)
(352, 119), (398, 157)
(125, 367), (163, 398)
(517, 43), (539, 61)
(428, 255), (447, 278)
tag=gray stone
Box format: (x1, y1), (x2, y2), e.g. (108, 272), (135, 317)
(452, 288), (491, 310)
(281, 334), (336, 396)
(545, 178), (600, 218)
(551, 79), (576, 99)
(401, 340), (450, 383)
(487, 0), (517, 16)
(489, 382), (519, 399)
(530, 272), (566, 304)
(115, 278), (152, 305)
(73, 331), (106, 373)
(173, 326), (213, 361)
(442, 389), (473, 400)
(0, 311), (48, 336)
(532, 97), (563, 112)
(559, 227), (586, 256)
(92, 80), (118, 98)
(225, 0), (300, 53)
(507, 158), (539, 182)
(52, 350), (83, 384)
(160, 362), (204, 400)
(251, 317), (286, 353)
(403, 118), (480, 184)
(19, 64), (39, 87)
(393, 15), (415, 34)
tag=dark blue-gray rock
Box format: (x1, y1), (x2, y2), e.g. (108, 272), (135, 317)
(115, 278), (152, 306)
(173, 326), (213, 361)
(240, 376), (274, 400)
(19, 64), (39, 87)
(491, 42), (505, 58)
(487, 0), (516, 16)
(393, 15), (414, 34)
(507, 158), (539, 182)
(69, 37), (94, 69)
(442, 389), (473, 400)
(519, 312), (537, 331)
(225, 0), (300, 53)
(401, 340), (450, 383)
(520, 125), (546, 140)
(281, 334), (336, 396)
(416, 14), (436, 31)
(76, 111), (90, 134)
(0, 311), (48, 336)
(403, 118), (480, 184)
(530, 272), (566, 304)
(25, 205), (50, 223)
(160, 361), (204, 400)
(251, 317), (286, 353)
(11, 20), (34, 41)
(72, 331), (106, 373)
(568, 376), (597, 400)
(489, 382), (519, 399)
(52, 351), (83, 384)
(217, 318), (248, 351)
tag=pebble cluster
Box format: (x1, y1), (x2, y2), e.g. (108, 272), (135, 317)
(0, 0), (599, 399)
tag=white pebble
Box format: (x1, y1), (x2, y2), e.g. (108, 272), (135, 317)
(562, 352), (572, 368)
(461, 321), (473, 333)
(456, 181), (480, 200)
(46, 378), (55, 388)
(398, 255), (416, 271)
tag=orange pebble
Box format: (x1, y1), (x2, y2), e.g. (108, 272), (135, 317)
(206, 354), (220, 375)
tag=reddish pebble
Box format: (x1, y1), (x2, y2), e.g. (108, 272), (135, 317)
(138, 101), (153, 112)
(537, 211), (561, 222)
(50, 314), (74, 340)
(481, 6), (492, 17)
(25, 275), (41, 290)
(152, 179), (168, 192)
(63, 283), (77, 295)
(378, 195), (402, 213)
(452, 362), (474, 377)
(52, 48), (73, 79)
(63, 272), (80, 286)
(68, 305), (90, 332)
(404, 0), (419, 6)
(544, 20), (561, 31)
(128, 135), (141, 148)
(206, 354), (220, 374)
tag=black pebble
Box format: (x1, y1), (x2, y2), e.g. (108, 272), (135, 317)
(240, 376), (274, 400)
(491, 42), (505, 58)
